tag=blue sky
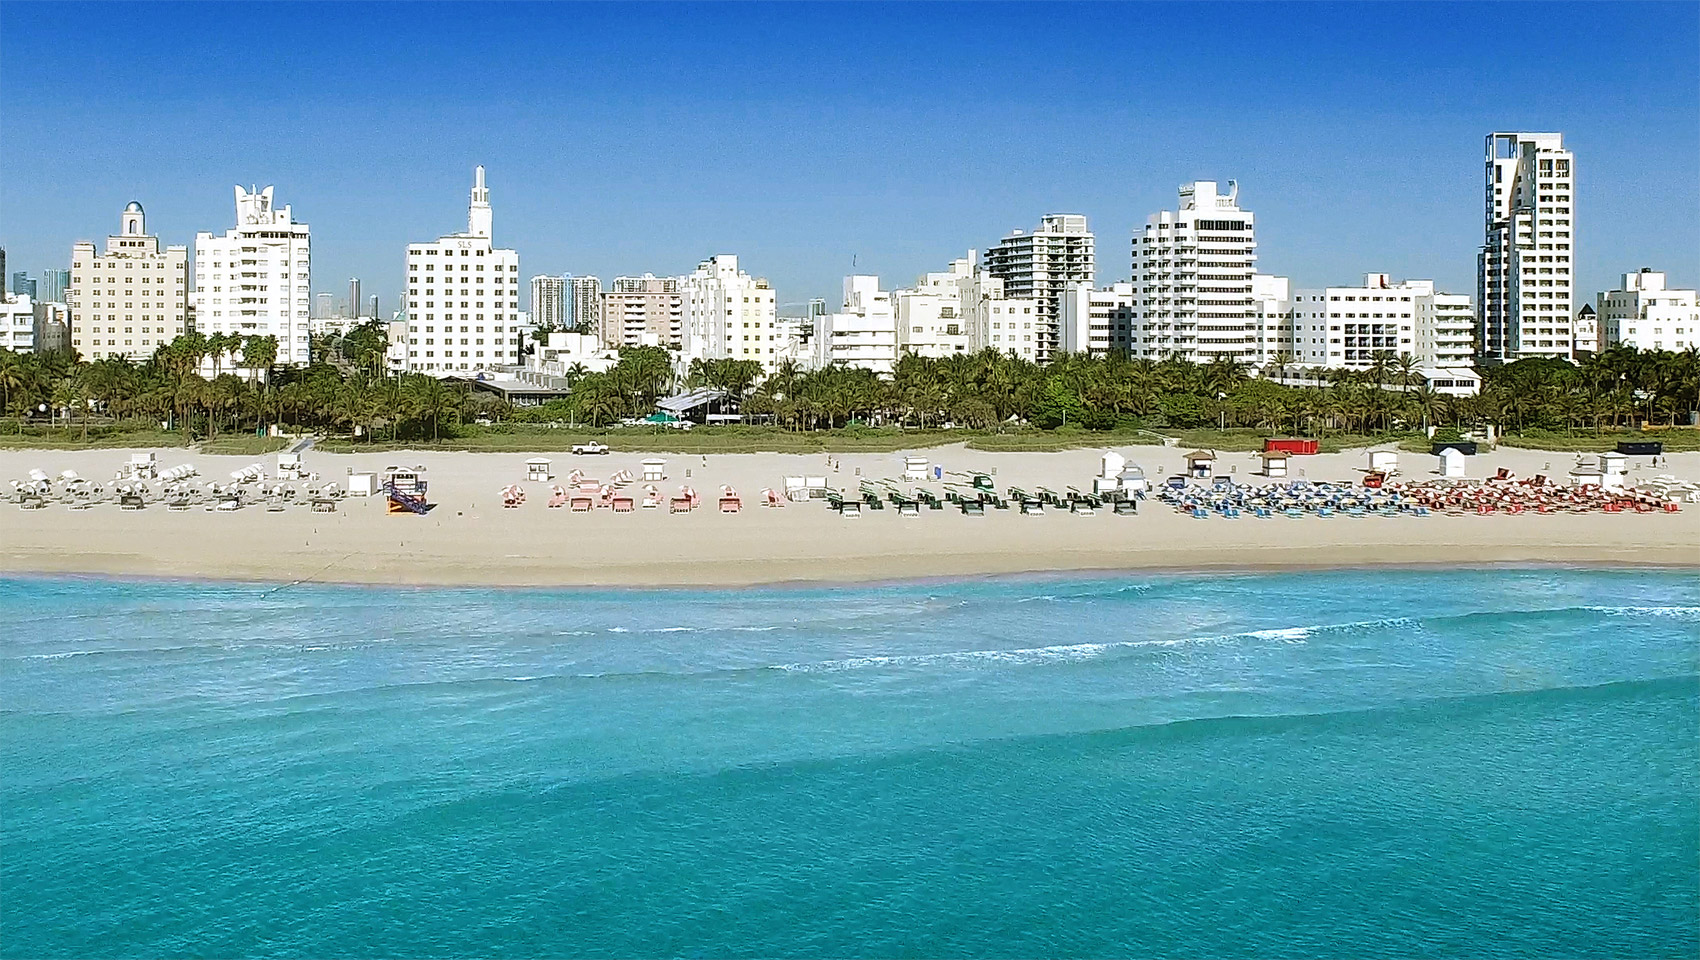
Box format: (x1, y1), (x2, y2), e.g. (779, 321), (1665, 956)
(2, 1), (1696, 315)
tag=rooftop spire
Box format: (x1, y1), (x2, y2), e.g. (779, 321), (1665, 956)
(468, 165), (492, 238)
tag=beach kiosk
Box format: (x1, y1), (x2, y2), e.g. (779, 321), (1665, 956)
(525, 458), (553, 482)
(641, 458), (667, 482)
(346, 471), (377, 497)
(1184, 450), (1216, 479)
(903, 456), (929, 482)
(1260, 451), (1290, 479)
(127, 452), (158, 480)
(1600, 451), (1628, 490)
(1439, 446), (1467, 478)
(1118, 465), (1148, 495)
(1368, 449), (1399, 475)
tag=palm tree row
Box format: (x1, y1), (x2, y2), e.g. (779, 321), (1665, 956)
(4, 333), (1697, 441)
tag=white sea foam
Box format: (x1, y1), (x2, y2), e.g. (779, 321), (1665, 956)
(1581, 604), (1700, 619)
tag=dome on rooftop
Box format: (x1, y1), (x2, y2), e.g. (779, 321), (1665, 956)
(124, 201), (144, 213)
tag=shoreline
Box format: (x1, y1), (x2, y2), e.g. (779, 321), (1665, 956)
(5, 548), (1698, 591)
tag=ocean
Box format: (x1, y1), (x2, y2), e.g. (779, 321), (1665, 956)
(2, 568), (1696, 958)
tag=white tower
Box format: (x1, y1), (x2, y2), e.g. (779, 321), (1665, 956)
(468, 165), (492, 239)
(122, 201), (145, 236)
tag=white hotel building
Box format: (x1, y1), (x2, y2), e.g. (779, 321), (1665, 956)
(71, 202), (190, 361)
(1131, 181), (1258, 363)
(400, 167), (523, 375)
(679, 255), (779, 368)
(893, 252), (1033, 360)
(529, 275), (567, 329)
(815, 275), (898, 373)
(1478, 132), (1575, 361)
(194, 187), (311, 366)
(1598, 269), (1699, 352)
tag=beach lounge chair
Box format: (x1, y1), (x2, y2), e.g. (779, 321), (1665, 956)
(612, 495), (635, 513)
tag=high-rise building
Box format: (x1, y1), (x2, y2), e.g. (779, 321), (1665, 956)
(11, 273), (36, 300)
(1131, 181), (1257, 363)
(194, 186), (312, 366)
(399, 166), (522, 375)
(679, 255), (779, 367)
(599, 274), (681, 348)
(39, 269), (69, 305)
(314, 292), (335, 319)
(814, 275), (897, 373)
(348, 278), (363, 319)
(70, 201), (191, 361)
(568, 275), (602, 331)
(368, 294), (379, 320)
(982, 214), (1094, 361)
(1597, 269), (1699, 352)
(530, 275), (567, 329)
(1478, 132), (1575, 361)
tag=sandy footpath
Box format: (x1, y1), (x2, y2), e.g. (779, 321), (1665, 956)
(2, 443), (1696, 587)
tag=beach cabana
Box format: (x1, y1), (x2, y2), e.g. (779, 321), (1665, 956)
(276, 453), (303, 480)
(1439, 447), (1466, 478)
(1118, 466), (1148, 494)
(1184, 450), (1216, 479)
(127, 452), (158, 479)
(1369, 450), (1398, 474)
(347, 472), (377, 497)
(525, 458), (553, 482)
(1095, 451), (1128, 495)
(641, 458), (667, 482)
(903, 456), (929, 482)
(1260, 451), (1289, 478)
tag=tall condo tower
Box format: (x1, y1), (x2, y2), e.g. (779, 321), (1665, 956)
(1478, 132), (1575, 361)
(982, 214), (1094, 362)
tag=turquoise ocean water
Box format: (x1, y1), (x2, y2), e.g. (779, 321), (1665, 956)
(2, 568), (1696, 958)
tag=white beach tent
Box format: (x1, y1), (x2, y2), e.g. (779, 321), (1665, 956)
(1368, 449), (1399, 474)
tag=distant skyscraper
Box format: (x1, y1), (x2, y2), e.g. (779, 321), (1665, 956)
(349, 278), (363, 319)
(39, 269), (69, 304)
(530, 275), (567, 328)
(1478, 132), (1575, 361)
(568, 275), (601, 331)
(11, 273), (35, 300)
(314, 292), (334, 319)
(368, 294), (379, 320)
(983, 214), (1094, 361)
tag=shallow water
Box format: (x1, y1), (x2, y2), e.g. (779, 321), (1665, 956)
(3, 569), (1696, 958)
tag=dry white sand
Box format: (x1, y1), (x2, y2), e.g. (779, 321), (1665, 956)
(3, 442), (1696, 586)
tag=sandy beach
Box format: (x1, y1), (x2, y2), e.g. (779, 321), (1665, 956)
(3, 442), (1697, 586)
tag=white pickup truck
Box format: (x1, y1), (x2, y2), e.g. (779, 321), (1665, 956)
(570, 442), (610, 456)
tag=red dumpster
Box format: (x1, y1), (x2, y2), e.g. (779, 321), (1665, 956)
(1264, 438), (1319, 455)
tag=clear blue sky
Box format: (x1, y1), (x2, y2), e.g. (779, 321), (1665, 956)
(2, 1), (1696, 315)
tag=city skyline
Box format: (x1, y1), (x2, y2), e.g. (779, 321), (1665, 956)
(2, 1), (1697, 314)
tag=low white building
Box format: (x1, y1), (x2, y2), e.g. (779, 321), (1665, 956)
(1573, 303), (1599, 355)
(815, 275), (897, 373)
(1597, 269), (1699, 352)
(532, 331), (619, 376)
(1282, 273), (1473, 371)
(892, 251), (1036, 360)
(1060, 281), (1135, 356)
(1, 294), (35, 353)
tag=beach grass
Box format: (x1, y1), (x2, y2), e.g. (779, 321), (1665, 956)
(1499, 427), (1700, 453)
